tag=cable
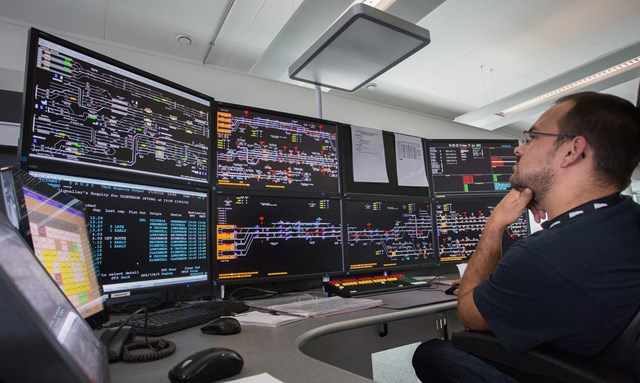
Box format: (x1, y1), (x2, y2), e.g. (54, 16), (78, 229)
(121, 338), (176, 363)
(111, 307), (177, 363)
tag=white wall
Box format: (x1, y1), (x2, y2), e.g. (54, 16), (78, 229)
(0, 19), (516, 146)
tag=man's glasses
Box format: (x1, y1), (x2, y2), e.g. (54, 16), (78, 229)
(522, 130), (574, 144)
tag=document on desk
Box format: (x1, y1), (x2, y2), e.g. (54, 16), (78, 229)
(226, 372), (284, 383)
(265, 296), (385, 317)
(233, 310), (304, 327)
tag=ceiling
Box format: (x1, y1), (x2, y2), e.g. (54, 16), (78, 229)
(1, 0), (639, 138)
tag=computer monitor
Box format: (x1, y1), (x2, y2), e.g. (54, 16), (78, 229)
(426, 139), (519, 197)
(29, 171), (210, 299)
(20, 28), (212, 187)
(434, 195), (529, 263)
(0, 211), (109, 383)
(216, 102), (340, 196)
(214, 193), (343, 283)
(343, 195), (436, 273)
(0, 165), (108, 328)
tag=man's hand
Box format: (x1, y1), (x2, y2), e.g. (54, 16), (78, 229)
(488, 188), (537, 229)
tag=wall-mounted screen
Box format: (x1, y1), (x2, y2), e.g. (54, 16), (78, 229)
(29, 171), (209, 294)
(216, 103), (340, 195)
(426, 139), (518, 197)
(20, 28), (212, 187)
(434, 195), (529, 263)
(214, 194), (343, 283)
(343, 196), (436, 273)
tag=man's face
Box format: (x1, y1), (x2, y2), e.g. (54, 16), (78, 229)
(510, 101), (574, 202)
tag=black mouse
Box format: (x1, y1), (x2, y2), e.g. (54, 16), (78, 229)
(100, 326), (136, 362)
(444, 285), (459, 295)
(200, 317), (241, 335)
(168, 347), (243, 383)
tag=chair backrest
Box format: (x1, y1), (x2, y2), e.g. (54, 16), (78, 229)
(596, 305), (640, 381)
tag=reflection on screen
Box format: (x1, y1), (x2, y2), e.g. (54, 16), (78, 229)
(215, 194), (343, 282)
(216, 104), (339, 194)
(434, 196), (529, 263)
(0, 214), (107, 382)
(344, 198), (435, 272)
(30, 171), (209, 293)
(22, 187), (104, 319)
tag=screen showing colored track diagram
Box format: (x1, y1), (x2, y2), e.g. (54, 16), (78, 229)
(22, 31), (211, 185)
(216, 105), (339, 194)
(30, 171), (209, 293)
(344, 198), (435, 272)
(427, 140), (518, 197)
(215, 194), (343, 282)
(434, 196), (529, 263)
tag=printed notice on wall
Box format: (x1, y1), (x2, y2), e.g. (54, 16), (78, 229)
(351, 125), (389, 183)
(394, 133), (429, 187)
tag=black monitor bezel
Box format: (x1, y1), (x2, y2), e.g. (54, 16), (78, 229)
(425, 138), (519, 198)
(212, 191), (345, 285)
(19, 27), (214, 189)
(214, 101), (342, 198)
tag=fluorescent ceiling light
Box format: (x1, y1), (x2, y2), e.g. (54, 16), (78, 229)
(498, 56), (640, 116)
(455, 41), (640, 131)
(288, 3), (431, 92)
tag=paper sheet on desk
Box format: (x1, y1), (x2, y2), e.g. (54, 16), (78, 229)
(226, 372), (284, 383)
(265, 296), (385, 317)
(233, 311), (304, 327)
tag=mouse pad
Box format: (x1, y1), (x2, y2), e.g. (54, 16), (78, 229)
(357, 288), (456, 309)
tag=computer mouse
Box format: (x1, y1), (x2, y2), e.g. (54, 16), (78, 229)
(99, 326), (136, 362)
(168, 347), (244, 383)
(200, 317), (241, 335)
(444, 285), (459, 295)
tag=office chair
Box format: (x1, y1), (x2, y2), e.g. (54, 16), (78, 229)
(451, 305), (640, 383)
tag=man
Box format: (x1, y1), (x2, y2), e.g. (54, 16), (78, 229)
(412, 91), (640, 382)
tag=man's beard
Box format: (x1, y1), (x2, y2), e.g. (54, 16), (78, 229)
(510, 159), (555, 204)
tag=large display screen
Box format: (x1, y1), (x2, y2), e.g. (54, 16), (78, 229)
(427, 140), (518, 197)
(30, 171), (209, 293)
(215, 194), (343, 282)
(434, 195), (529, 263)
(20, 28), (212, 186)
(343, 196), (435, 273)
(216, 103), (340, 195)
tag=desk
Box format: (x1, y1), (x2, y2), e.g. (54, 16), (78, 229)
(106, 295), (458, 382)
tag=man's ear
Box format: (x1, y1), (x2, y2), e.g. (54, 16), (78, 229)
(561, 136), (587, 166)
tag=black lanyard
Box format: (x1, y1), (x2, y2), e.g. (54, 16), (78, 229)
(542, 193), (623, 229)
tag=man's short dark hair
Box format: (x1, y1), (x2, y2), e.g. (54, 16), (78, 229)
(556, 91), (640, 189)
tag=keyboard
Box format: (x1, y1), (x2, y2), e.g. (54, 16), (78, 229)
(323, 274), (432, 298)
(125, 300), (249, 336)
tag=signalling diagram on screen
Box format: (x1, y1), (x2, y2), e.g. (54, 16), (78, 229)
(216, 107), (339, 193)
(435, 198), (529, 263)
(215, 195), (342, 281)
(28, 38), (211, 184)
(345, 199), (435, 271)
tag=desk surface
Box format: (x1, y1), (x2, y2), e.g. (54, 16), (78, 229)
(105, 290), (457, 383)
